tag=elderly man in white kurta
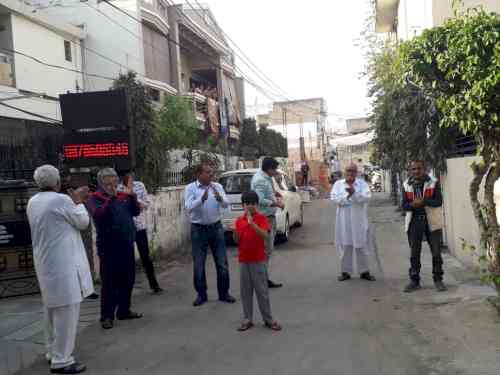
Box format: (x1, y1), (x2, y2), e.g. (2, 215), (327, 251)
(27, 165), (93, 375)
(331, 163), (376, 282)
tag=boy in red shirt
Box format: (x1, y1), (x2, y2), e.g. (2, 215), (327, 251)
(233, 191), (281, 332)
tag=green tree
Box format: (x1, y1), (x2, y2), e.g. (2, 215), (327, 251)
(112, 72), (165, 189)
(401, 7), (500, 289)
(258, 126), (288, 158)
(238, 118), (260, 159)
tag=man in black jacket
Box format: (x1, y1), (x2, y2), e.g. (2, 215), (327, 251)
(402, 160), (446, 293)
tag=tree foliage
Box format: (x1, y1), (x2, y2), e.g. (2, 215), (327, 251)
(367, 41), (454, 178)
(400, 7), (500, 286)
(112, 72), (164, 189)
(238, 118), (288, 159)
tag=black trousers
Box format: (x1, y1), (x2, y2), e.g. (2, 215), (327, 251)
(407, 216), (443, 282)
(99, 243), (136, 321)
(135, 229), (159, 290)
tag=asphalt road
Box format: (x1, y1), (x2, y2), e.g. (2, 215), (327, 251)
(16, 196), (500, 375)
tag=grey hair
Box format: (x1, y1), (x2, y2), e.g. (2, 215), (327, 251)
(33, 165), (60, 189)
(97, 167), (118, 185)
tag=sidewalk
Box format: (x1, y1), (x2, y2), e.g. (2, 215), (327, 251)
(0, 267), (176, 375)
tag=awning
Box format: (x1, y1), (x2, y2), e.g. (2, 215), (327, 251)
(331, 130), (375, 146)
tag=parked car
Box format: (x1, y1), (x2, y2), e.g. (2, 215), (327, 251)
(219, 168), (303, 243)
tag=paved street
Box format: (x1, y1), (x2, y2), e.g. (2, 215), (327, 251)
(6, 195), (500, 375)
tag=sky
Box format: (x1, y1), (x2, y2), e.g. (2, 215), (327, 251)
(197, 0), (373, 131)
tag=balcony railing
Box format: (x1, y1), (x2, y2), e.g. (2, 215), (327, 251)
(182, 92), (208, 126)
(0, 53), (14, 87)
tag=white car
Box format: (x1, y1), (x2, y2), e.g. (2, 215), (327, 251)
(219, 168), (303, 243)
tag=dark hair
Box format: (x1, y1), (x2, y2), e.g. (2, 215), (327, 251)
(241, 190), (259, 205)
(195, 163), (213, 176)
(261, 157), (279, 172)
(411, 160), (426, 167)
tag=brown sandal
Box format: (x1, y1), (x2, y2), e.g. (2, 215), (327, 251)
(264, 321), (282, 331)
(237, 321), (254, 331)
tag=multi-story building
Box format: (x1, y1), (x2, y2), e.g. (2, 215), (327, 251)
(39, 0), (243, 143)
(376, 0), (500, 39)
(0, 0), (84, 173)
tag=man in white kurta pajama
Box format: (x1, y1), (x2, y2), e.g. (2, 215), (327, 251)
(330, 164), (376, 282)
(27, 165), (93, 374)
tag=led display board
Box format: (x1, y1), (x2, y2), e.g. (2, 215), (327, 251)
(60, 89), (133, 170)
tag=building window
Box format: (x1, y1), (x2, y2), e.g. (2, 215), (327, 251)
(64, 40), (72, 62)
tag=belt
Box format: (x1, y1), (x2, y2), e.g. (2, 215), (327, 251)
(192, 221), (221, 229)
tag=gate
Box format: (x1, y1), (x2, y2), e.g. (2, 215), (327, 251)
(0, 180), (39, 298)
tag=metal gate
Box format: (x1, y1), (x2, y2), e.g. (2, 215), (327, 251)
(0, 180), (39, 298)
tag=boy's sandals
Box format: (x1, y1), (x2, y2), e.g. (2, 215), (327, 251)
(264, 321), (282, 331)
(237, 321), (254, 331)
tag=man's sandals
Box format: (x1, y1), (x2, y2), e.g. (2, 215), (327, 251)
(237, 321), (254, 331)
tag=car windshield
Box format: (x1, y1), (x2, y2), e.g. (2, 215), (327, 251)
(219, 174), (253, 194)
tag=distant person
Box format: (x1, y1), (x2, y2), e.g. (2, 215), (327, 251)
(231, 191), (281, 332)
(251, 157), (285, 289)
(330, 163), (376, 282)
(120, 173), (162, 294)
(27, 165), (92, 374)
(402, 160), (446, 293)
(87, 168), (143, 330)
(301, 161), (310, 186)
(184, 163), (236, 306)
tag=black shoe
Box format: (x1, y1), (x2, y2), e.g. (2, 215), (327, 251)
(85, 293), (99, 300)
(338, 272), (351, 282)
(360, 272), (376, 281)
(117, 311), (143, 320)
(152, 287), (163, 294)
(50, 362), (86, 374)
(434, 280), (447, 292)
(268, 280), (283, 288)
(101, 319), (113, 329)
(219, 294), (236, 303)
(404, 281), (421, 293)
(193, 295), (208, 306)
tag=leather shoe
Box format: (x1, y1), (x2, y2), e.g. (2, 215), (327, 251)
(219, 294), (236, 303)
(85, 293), (99, 300)
(193, 295), (208, 306)
(434, 280), (447, 292)
(101, 319), (113, 329)
(338, 272), (351, 281)
(50, 362), (86, 374)
(360, 272), (376, 281)
(268, 280), (283, 288)
(152, 287), (163, 294)
(404, 281), (421, 293)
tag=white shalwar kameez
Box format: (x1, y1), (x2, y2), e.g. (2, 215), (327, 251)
(27, 192), (94, 370)
(330, 178), (372, 274)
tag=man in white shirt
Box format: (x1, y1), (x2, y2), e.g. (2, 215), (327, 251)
(121, 173), (162, 294)
(330, 163), (376, 282)
(27, 165), (92, 374)
(184, 163), (236, 307)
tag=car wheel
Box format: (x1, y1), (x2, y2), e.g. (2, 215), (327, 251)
(278, 215), (290, 242)
(296, 204), (304, 227)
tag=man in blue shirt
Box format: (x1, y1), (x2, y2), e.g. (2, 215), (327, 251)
(251, 157), (285, 288)
(185, 163), (236, 306)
